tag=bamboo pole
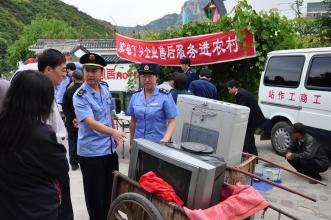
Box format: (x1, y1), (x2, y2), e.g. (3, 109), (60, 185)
(242, 152), (327, 186)
(268, 204), (299, 220)
(226, 166), (317, 202)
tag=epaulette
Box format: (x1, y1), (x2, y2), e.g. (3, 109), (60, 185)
(159, 88), (171, 94)
(100, 81), (109, 87)
(77, 89), (86, 97)
(132, 88), (143, 94)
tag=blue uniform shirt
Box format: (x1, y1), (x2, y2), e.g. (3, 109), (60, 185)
(73, 82), (115, 157)
(188, 79), (218, 99)
(127, 87), (178, 142)
(55, 74), (71, 104)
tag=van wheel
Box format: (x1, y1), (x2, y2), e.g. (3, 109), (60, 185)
(271, 121), (292, 155)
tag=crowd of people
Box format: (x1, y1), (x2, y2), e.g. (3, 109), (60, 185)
(0, 49), (329, 220)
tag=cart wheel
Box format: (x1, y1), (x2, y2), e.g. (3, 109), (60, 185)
(108, 192), (163, 220)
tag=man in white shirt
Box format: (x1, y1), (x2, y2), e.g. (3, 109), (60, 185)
(38, 49), (73, 220)
(158, 73), (175, 92)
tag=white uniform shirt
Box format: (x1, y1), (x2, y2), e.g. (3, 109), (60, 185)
(158, 81), (173, 91)
(46, 100), (67, 145)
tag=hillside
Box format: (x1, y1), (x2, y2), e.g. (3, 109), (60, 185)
(0, 0), (114, 52)
(117, 13), (179, 34)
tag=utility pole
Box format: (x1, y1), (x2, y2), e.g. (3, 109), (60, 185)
(109, 16), (118, 38)
(292, 0), (304, 18)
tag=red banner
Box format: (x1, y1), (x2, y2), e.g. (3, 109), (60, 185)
(116, 29), (255, 66)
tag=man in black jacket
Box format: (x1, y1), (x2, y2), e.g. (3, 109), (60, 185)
(180, 57), (196, 89)
(62, 69), (84, 171)
(226, 80), (265, 156)
(286, 123), (329, 183)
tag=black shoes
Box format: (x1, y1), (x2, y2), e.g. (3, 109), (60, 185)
(260, 132), (270, 140)
(71, 164), (79, 171)
(309, 180), (318, 184)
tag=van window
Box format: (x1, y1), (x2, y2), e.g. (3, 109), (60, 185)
(263, 56), (305, 88)
(306, 56), (331, 90)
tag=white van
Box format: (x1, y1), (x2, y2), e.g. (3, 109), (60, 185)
(258, 47), (331, 156)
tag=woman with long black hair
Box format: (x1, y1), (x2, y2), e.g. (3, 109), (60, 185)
(0, 70), (69, 220)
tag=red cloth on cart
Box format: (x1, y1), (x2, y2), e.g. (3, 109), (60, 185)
(139, 171), (184, 206)
(184, 184), (269, 220)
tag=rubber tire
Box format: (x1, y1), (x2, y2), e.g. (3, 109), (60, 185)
(271, 121), (292, 156)
(108, 192), (163, 220)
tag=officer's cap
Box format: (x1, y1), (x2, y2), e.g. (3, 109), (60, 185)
(80, 53), (106, 69)
(138, 62), (160, 75)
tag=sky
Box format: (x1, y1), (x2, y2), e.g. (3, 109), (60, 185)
(61, 0), (323, 27)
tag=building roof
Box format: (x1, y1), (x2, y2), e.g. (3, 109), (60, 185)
(101, 55), (131, 64)
(307, 2), (328, 13)
(29, 39), (116, 51)
(29, 39), (131, 64)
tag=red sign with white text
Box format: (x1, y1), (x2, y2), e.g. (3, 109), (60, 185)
(267, 89), (322, 105)
(116, 29), (256, 66)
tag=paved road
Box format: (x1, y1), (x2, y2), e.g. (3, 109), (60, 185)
(254, 138), (331, 220)
(69, 137), (331, 220)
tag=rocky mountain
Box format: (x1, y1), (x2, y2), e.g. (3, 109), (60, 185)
(117, 0), (210, 34)
(176, 0), (210, 26)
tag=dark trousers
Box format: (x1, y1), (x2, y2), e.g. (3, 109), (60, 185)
(67, 127), (79, 165)
(57, 173), (74, 220)
(243, 131), (258, 156)
(288, 159), (323, 180)
(80, 153), (119, 220)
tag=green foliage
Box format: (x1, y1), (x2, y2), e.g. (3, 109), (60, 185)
(0, 37), (13, 79)
(7, 17), (78, 66)
(127, 63), (139, 91)
(1, 0), (113, 38)
(139, 0), (330, 100)
(0, 7), (24, 44)
(314, 0), (331, 43)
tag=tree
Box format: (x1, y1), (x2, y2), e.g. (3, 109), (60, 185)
(315, 0), (331, 43)
(138, 0), (329, 99)
(8, 16), (78, 66)
(140, 1), (295, 95)
(0, 37), (13, 79)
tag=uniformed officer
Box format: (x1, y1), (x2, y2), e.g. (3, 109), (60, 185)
(127, 62), (178, 148)
(180, 57), (196, 90)
(188, 69), (218, 99)
(55, 62), (76, 105)
(73, 53), (126, 220)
